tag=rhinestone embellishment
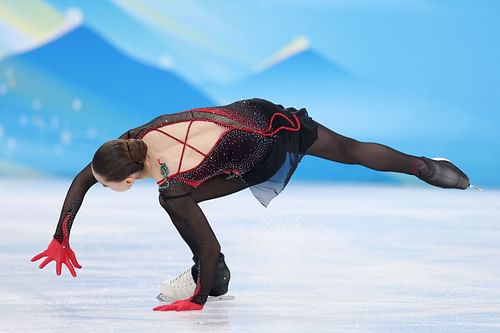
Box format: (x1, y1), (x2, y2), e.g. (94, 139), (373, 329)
(157, 158), (170, 191)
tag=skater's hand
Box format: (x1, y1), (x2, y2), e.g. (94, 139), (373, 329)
(31, 237), (82, 277)
(153, 297), (204, 312)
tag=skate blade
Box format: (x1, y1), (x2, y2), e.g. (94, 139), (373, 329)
(430, 157), (450, 162)
(205, 295), (235, 302)
(468, 184), (483, 191)
(156, 293), (235, 303)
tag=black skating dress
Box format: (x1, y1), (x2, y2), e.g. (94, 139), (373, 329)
(52, 98), (319, 305)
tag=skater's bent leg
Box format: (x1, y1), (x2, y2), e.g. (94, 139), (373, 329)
(183, 176), (238, 296)
(190, 174), (255, 203)
(305, 121), (429, 176)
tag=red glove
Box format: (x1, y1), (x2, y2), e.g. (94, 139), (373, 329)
(153, 297), (204, 312)
(31, 237), (82, 277)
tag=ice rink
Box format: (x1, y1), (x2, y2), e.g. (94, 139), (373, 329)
(1, 179), (499, 332)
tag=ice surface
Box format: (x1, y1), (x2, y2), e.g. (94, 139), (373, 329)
(1, 179), (500, 332)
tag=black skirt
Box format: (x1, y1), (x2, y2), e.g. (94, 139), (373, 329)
(240, 99), (319, 207)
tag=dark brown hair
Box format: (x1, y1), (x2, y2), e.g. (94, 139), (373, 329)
(92, 139), (148, 182)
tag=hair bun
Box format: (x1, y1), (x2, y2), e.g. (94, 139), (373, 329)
(127, 139), (147, 163)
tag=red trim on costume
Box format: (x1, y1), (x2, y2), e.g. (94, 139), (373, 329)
(175, 177), (203, 187)
(140, 108), (302, 190)
(266, 112), (301, 135)
(192, 275), (201, 299)
(194, 108), (301, 136)
(177, 120), (194, 173)
(61, 211), (73, 247)
(194, 108), (251, 127)
(152, 124), (233, 182)
(153, 127), (208, 157)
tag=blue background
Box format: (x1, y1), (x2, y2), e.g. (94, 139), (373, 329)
(0, 1), (498, 188)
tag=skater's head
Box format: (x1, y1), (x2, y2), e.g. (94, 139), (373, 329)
(91, 139), (148, 192)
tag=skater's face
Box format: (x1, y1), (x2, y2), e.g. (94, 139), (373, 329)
(91, 165), (135, 192)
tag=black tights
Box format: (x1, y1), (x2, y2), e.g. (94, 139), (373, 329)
(305, 121), (427, 175)
(179, 120), (430, 302)
(190, 120), (428, 203)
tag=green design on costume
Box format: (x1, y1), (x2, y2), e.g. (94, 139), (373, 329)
(157, 159), (170, 191)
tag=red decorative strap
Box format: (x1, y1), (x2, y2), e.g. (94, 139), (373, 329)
(265, 112), (301, 136)
(61, 211), (73, 247)
(149, 109), (302, 190)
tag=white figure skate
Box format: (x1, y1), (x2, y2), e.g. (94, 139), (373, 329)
(157, 254), (235, 303)
(158, 267), (197, 301)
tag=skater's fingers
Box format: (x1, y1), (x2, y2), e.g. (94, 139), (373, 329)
(31, 251), (46, 262)
(64, 259), (77, 277)
(68, 251), (82, 269)
(39, 257), (53, 269)
(56, 260), (62, 276)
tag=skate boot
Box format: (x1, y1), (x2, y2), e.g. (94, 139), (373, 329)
(159, 266), (196, 300)
(416, 156), (471, 189)
(158, 253), (231, 301)
(191, 253), (231, 297)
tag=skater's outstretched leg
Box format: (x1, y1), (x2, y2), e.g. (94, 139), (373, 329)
(305, 121), (470, 189)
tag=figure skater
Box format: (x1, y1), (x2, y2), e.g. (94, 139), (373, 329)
(30, 98), (471, 312)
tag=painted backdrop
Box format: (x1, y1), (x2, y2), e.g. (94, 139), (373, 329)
(0, 0), (498, 188)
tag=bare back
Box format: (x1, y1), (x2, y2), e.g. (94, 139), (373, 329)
(141, 120), (229, 181)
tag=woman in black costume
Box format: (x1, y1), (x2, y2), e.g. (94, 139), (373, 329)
(30, 98), (471, 312)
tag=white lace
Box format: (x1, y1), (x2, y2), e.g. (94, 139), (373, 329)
(160, 267), (196, 300)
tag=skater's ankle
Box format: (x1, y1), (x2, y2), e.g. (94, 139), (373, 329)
(415, 157), (433, 178)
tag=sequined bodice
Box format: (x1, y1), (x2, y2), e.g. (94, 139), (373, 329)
(169, 127), (276, 187)
(130, 98), (300, 194)
(139, 120), (231, 188)
(139, 119), (276, 191)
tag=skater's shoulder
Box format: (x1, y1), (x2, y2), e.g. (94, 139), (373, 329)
(227, 98), (284, 111)
(241, 97), (276, 106)
(117, 112), (193, 140)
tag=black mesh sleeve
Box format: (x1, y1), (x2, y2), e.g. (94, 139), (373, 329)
(158, 192), (221, 305)
(52, 128), (139, 245)
(53, 162), (97, 245)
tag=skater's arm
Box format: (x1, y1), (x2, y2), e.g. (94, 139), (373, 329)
(53, 126), (142, 241)
(31, 125), (150, 277)
(51, 125), (142, 247)
(52, 120), (159, 241)
(31, 162), (97, 277)
(158, 193), (220, 306)
(53, 162), (97, 244)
